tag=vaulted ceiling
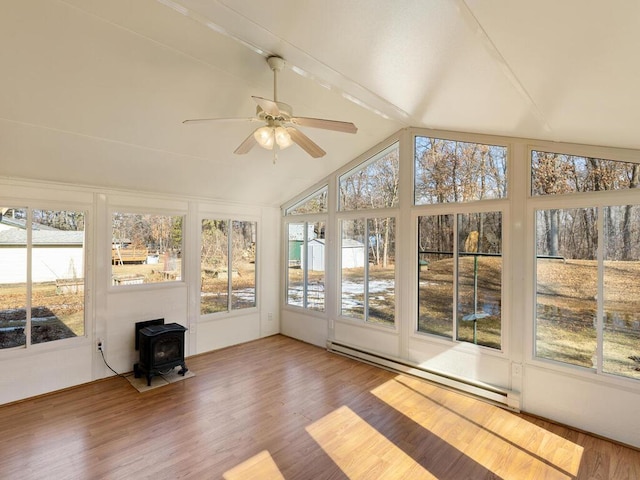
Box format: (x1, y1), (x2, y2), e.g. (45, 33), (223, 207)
(1, 1), (638, 206)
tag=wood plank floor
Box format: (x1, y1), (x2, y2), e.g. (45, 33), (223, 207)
(1, 334), (638, 479)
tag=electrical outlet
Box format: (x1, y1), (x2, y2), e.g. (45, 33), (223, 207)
(268, 312), (273, 321)
(97, 340), (103, 352)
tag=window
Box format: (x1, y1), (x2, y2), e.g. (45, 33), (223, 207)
(337, 146), (398, 326)
(415, 136), (506, 349)
(414, 136), (507, 204)
(286, 221), (325, 311)
(285, 186), (328, 215)
(418, 212), (502, 348)
(532, 149), (640, 380)
(201, 219), (256, 314)
(340, 217), (395, 326)
(339, 143), (399, 211)
(284, 186), (328, 311)
(535, 205), (640, 380)
(0, 207), (85, 349)
(603, 205), (640, 379)
(417, 214), (454, 339)
(531, 150), (640, 195)
(112, 212), (183, 286)
(535, 207), (596, 367)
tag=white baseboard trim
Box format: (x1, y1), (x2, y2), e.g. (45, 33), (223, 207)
(327, 340), (520, 411)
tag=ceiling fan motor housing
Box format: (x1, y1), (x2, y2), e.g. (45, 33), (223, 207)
(256, 103), (293, 121)
(267, 55), (286, 72)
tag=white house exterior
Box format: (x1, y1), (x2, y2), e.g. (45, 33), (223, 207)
(298, 238), (365, 272)
(0, 223), (84, 284)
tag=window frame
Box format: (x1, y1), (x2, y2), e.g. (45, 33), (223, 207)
(414, 202), (507, 352)
(284, 185), (329, 215)
(338, 142), (400, 212)
(199, 216), (258, 318)
(282, 185), (330, 314)
(336, 209), (398, 330)
(530, 148), (640, 197)
(333, 142), (401, 330)
(109, 208), (185, 290)
(0, 204), (90, 352)
(411, 132), (510, 353)
(527, 143), (640, 385)
(284, 218), (327, 312)
(413, 135), (508, 206)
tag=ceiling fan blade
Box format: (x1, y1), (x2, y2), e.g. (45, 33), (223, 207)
(290, 116), (358, 134)
(287, 127), (326, 158)
(233, 130), (258, 155)
(252, 96), (281, 117)
(182, 117), (257, 124)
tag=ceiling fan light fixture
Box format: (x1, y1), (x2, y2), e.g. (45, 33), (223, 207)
(254, 126), (275, 150)
(254, 125), (293, 151)
(274, 126), (293, 149)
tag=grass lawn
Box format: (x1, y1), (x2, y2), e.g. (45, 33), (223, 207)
(419, 256), (640, 380)
(537, 259), (640, 379)
(419, 256), (502, 349)
(200, 261), (256, 314)
(0, 282), (84, 348)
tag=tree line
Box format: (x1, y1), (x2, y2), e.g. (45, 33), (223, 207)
(112, 212), (182, 254)
(339, 145), (399, 267)
(415, 137), (507, 204)
(533, 152), (640, 261)
(201, 220), (256, 269)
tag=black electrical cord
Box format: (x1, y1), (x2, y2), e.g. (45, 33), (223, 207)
(99, 347), (127, 379)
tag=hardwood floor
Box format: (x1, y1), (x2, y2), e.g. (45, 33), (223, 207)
(1, 334), (638, 479)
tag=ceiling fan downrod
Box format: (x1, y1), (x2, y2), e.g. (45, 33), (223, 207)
(267, 56), (285, 103)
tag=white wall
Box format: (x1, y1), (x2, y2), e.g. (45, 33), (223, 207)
(0, 178), (280, 404)
(524, 365), (640, 448)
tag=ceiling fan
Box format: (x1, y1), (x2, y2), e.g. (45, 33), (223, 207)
(183, 56), (357, 161)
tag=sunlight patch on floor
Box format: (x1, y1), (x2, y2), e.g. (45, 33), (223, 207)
(306, 405), (437, 479)
(223, 450), (284, 480)
(371, 375), (584, 478)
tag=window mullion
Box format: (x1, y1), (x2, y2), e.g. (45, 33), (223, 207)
(26, 208), (32, 348)
(452, 214), (458, 342)
(302, 222), (308, 309)
(227, 220), (232, 312)
(596, 207), (604, 374)
(364, 218), (370, 322)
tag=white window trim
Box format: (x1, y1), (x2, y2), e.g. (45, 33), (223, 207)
(525, 143), (640, 387)
(198, 216), (259, 319)
(108, 207), (186, 291)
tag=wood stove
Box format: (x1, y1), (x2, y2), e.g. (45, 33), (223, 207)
(134, 322), (188, 386)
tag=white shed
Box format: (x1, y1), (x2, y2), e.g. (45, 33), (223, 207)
(342, 239), (365, 269)
(305, 238), (325, 272)
(298, 238), (365, 272)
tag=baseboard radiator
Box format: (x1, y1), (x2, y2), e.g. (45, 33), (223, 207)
(327, 340), (520, 411)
